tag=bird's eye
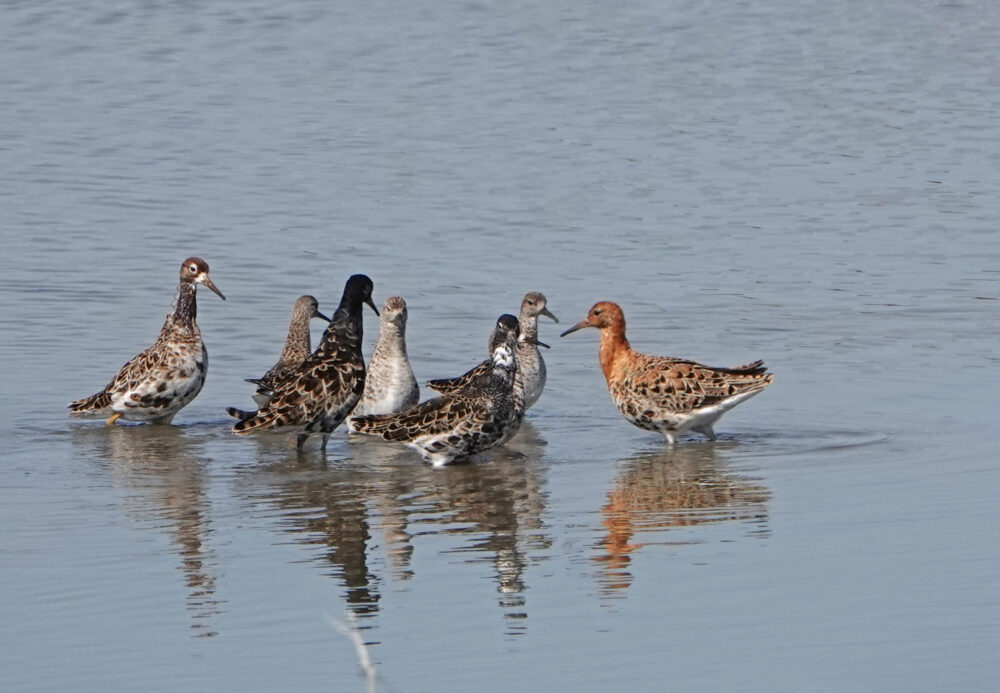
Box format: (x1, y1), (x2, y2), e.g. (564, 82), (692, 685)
(188, 264), (198, 273)
(593, 309), (602, 316)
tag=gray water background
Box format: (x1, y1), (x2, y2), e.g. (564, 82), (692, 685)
(2, 1), (999, 691)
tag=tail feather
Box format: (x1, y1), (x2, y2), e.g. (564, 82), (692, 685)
(427, 361), (489, 394)
(715, 359), (769, 377)
(232, 409), (283, 434)
(742, 372), (773, 392)
(350, 413), (401, 438)
(699, 366), (772, 406)
(426, 377), (463, 394)
(68, 389), (112, 414)
(225, 407), (256, 421)
(741, 360), (769, 375)
(725, 370), (773, 395)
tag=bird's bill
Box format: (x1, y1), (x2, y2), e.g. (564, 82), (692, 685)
(559, 319), (590, 337)
(200, 276), (226, 300)
(313, 311), (331, 322)
(366, 297), (380, 316)
(520, 335), (550, 349)
(540, 307), (559, 323)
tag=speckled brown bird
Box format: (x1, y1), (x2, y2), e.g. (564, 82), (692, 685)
(426, 314), (521, 395)
(433, 296), (557, 414)
(68, 257), (226, 425)
(246, 295), (330, 406)
(351, 318), (521, 466)
(226, 295), (330, 419)
(231, 274), (378, 450)
(425, 314), (528, 443)
(560, 301), (772, 444)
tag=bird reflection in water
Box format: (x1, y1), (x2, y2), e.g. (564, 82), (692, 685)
(374, 419), (549, 635)
(240, 421), (550, 636)
(596, 443), (770, 595)
(74, 425), (221, 637)
(250, 450), (384, 617)
(418, 445), (549, 634)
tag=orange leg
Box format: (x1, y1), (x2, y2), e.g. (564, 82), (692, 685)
(106, 411), (122, 426)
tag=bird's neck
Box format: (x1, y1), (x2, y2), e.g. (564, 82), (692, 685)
(518, 313), (538, 340)
(319, 308), (363, 353)
(372, 321), (405, 360)
(161, 281), (198, 337)
(280, 314), (312, 363)
(598, 325), (630, 384)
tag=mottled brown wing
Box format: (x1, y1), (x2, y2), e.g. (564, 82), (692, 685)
(96, 343), (174, 400)
(71, 337), (197, 412)
(426, 359), (490, 394)
(234, 344), (364, 432)
(352, 395), (479, 442)
(622, 354), (771, 413)
(246, 360), (296, 394)
(70, 337), (196, 412)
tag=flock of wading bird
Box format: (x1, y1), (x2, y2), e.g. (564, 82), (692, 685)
(69, 258), (774, 465)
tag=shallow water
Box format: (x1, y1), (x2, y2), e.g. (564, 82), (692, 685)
(2, 1), (1000, 691)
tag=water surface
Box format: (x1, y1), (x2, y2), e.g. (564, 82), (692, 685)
(2, 1), (999, 691)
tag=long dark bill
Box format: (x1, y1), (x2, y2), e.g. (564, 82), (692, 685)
(202, 277), (226, 300)
(559, 319), (590, 338)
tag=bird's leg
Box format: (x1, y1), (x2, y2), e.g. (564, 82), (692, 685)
(106, 412), (122, 426)
(296, 434), (309, 451)
(697, 426), (717, 441)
